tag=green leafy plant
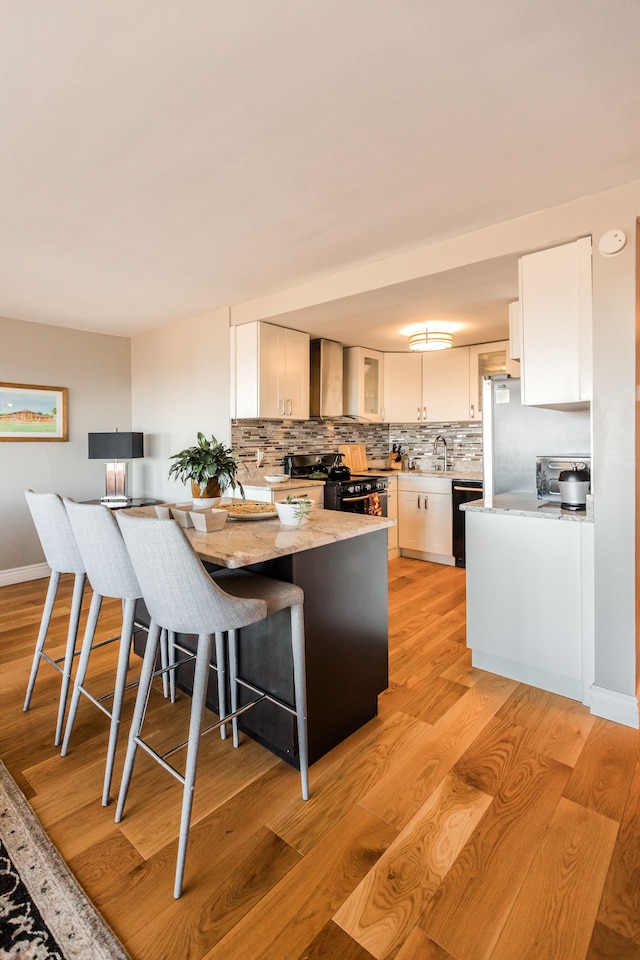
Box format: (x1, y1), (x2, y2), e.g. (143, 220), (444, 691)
(168, 432), (245, 498)
(284, 495), (313, 521)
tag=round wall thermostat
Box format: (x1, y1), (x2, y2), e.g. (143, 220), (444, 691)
(598, 229), (628, 256)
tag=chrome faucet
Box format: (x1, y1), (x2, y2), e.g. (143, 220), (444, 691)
(433, 435), (449, 471)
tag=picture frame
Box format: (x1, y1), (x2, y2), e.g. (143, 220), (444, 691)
(0, 382), (68, 442)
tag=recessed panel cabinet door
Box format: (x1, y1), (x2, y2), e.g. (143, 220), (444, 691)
(422, 347), (470, 422)
(519, 237), (592, 407)
(383, 353), (422, 422)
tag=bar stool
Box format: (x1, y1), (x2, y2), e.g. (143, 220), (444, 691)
(115, 510), (309, 899)
(60, 500), (177, 806)
(24, 490), (87, 746)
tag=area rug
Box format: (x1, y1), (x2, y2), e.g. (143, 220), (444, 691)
(0, 759), (130, 960)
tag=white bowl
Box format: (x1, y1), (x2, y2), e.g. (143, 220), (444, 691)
(189, 507), (228, 532)
(274, 498), (314, 526)
(264, 474), (289, 483)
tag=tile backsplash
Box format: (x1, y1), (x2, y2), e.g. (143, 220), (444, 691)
(231, 419), (483, 474)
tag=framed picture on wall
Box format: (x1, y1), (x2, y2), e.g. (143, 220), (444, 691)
(0, 382), (68, 441)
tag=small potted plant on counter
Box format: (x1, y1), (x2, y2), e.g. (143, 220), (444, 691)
(168, 432), (245, 507)
(274, 494), (314, 526)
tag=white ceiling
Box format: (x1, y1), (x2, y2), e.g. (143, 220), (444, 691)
(1, 0), (639, 347)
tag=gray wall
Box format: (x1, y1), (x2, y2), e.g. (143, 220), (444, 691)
(0, 315), (132, 574)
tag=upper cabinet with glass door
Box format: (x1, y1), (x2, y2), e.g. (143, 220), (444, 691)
(343, 346), (384, 422)
(468, 341), (519, 421)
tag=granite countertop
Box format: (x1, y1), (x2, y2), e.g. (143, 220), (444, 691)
(396, 469), (483, 482)
(461, 493), (593, 522)
(126, 503), (394, 568)
(190, 509), (394, 566)
(242, 477), (326, 490)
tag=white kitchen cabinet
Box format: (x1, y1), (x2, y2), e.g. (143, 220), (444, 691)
(422, 347), (470, 422)
(233, 321), (310, 420)
(383, 341), (518, 425)
(397, 475), (453, 564)
(343, 347), (384, 422)
(468, 340), (519, 421)
(465, 510), (594, 703)
(242, 483), (325, 508)
(383, 349), (469, 423)
(518, 237), (592, 407)
(383, 353), (422, 422)
(386, 474), (399, 558)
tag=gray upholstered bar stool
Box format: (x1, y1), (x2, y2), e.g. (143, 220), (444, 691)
(24, 490), (87, 746)
(60, 499), (176, 806)
(115, 510), (309, 899)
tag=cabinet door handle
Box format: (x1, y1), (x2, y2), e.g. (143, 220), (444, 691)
(417, 406), (421, 421)
(470, 404), (475, 418)
(423, 405), (427, 420)
(417, 495), (421, 509)
(424, 495), (428, 509)
(287, 398), (292, 416)
(280, 399), (285, 416)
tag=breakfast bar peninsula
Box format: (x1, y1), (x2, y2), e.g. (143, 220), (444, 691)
(131, 505), (393, 768)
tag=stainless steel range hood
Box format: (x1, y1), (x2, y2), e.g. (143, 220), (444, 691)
(310, 338), (344, 418)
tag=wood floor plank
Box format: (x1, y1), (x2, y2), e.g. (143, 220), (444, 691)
(124, 826), (302, 958)
(452, 715), (528, 797)
(393, 928), (455, 960)
(360, 671), (517, 831)
(596, 752), (640, 945)
(294, 920), (377, 960)
(268, 710), (429, 856)
(419, 749), (573, 960)
(586, 922), (640, 960)
(334, 772), (492, 959)
(2, 561), (639, 960)
(563, 717), (640, 821)
(497, 683), (596, 767)
(490, 797), (618, 960)
(200, 806), (398, 960)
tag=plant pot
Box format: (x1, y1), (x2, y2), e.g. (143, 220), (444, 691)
(274, 498), (314, 526)
(191, 478), (222, 508)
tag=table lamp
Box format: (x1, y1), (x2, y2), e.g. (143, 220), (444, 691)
(88, 430), (144, 506)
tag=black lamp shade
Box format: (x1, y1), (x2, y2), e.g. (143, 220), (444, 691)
(88, 432), (144, 460)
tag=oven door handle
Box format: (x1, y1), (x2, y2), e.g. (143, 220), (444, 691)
(341, 493), (378, 503)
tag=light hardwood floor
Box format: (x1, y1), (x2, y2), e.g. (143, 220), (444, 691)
(2, 558), (640, 960)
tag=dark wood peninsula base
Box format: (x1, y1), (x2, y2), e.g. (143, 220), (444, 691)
(134, 526), (389, 768)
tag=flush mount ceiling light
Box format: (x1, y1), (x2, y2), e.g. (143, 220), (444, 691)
(408, 330), (453, 352)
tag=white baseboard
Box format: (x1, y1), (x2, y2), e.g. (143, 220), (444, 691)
(589, 685), (640, 729)
(0, 563), (50, 587)
(471, 650), (583, 702)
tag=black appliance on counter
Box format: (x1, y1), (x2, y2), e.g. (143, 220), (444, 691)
(283, 452), (388, 517)
(452, 479), (484, 567)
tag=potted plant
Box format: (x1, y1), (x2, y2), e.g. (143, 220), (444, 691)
(274, 494), (314, 526)
(168, 432), (245, 507)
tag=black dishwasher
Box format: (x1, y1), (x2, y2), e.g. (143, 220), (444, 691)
(452, 479), (484, 567)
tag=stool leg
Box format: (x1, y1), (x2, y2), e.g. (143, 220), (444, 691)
(228, 629), (240, 748)
(102, 597), (137, 807)
(215, 631), (227, 740)
(168, 631), (177, 703)
(24, 570), (60, 712)
(115, 620), (161, 824)
(291, 604), (309, 801)
(174, 632), (213, 899)
(54, 572), (86, 747)
(160, 628), (169, 699)
(61, 590), (103, 756)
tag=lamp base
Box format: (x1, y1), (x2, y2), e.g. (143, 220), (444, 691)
(101, 495), (132, 508)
